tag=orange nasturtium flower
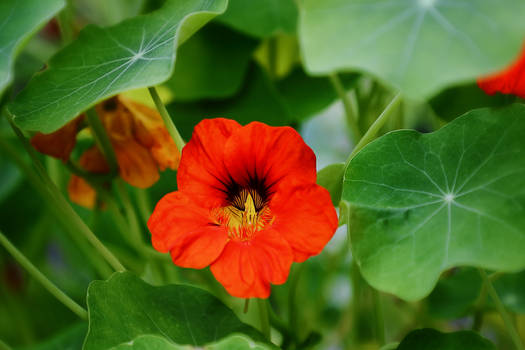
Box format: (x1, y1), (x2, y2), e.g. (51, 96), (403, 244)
(148, 119), (338, 298)
(477, 44), (525, 99)
(31, 95), (179, 208)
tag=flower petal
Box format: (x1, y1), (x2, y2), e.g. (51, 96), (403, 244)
(223, 122), (317, 193)
(177, 118), (241, 204)
(114, 139), (159, 188)
(30, 115), (83, 162)
(478, 44), (525, 99)
(210, 229), (293, 298)
(270, 184), (338, 262)
(148, 191), (229, 269)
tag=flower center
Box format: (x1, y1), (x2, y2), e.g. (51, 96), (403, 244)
(213, 189), (274, 241)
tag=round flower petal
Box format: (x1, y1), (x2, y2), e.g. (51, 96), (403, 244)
(113, 139), (159, 188)
(270, 184), (338, 262)
(30, 115), (83, 162)
(148, 191), (229, 269)
(177, 118), (241, 203)
(210, 229), (293, 298)
(223, 122), (317, 193)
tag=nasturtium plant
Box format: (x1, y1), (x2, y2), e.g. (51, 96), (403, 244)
(84, 272), (265, 350)
(343, 104), (525, 300)
(8, 0), (227, 133)
(298, 0), (525, 99)
(0, 0), (64, 95)
(2, 1), (525, 350)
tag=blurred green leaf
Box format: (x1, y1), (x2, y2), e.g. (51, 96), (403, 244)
(110, 334), (276, 349)
(0, 155), (21, 203)
(9, 0), (228, 133)
(343, 104), (525, 300)
(278, 68), (357, 122)
(84, 272), (264, 350)
(494, 270), (525, 314)
(426, 268), (482, 319)
(396, 329), (495, 350)
(217, 0), (297, 38)
(430, 83), (515, 122)
(317, 163), (344, 206)
(0, 0), (64, 95)
(167, 63), (291, 140)
(164, 23), (258, 101)
(299, 0), (525, 99)
(19, 323), (87, 350)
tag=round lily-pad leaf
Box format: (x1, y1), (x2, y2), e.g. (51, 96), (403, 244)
(298, 0), (525, 99)
(397, 328), (495, 350)
(343, 104), (525, 300)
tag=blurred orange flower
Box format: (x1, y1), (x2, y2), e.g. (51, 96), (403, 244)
(30, 95), (180, 208)
(477, 44), (525, 99)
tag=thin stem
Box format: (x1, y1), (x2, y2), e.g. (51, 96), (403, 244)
(345, 93), (402, 169)
(257, 298), (271, 342)
(6, 118), (125, 272)
(85, 108), (118, 174)
(350, 260), (363, 344)
(288, 263), (305, 338)
(56, 0), (74, 45)
(0, 136), (113, 278)
(148, 86), (185, 152)
(0, 339), (12, 350)
(0, 229), (87, 320)
(135, 188), (153, 225)
(479, 269), (524, 350)
(372, 288), (385, 346)
(115, 180), (143, 247)
(329, 73), (361, 141)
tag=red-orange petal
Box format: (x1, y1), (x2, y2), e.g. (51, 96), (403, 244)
(113, 139), (159, 188)
(270, 184), (338, 262)
(477, 44), (525, 99)
(148, 191), (229, 269)
(30, 116), (83, 162)
(223, 122), (317, 193)
(210, 229), (293, 299)
(177, 118), (241, 204)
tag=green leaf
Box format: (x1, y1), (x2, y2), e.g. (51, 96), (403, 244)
(164, 23), (258, 101)
(19, 323), (87, 350)
(217, 0), (297, 38)
(299, 0), (525, 99)
(8, 0), (228, 133)
(343, 104), (525, 300)
(110, 334), (276, 350)
(494, 270), (525, 314)
(396, 329), (495, 350)
(317, 163), (345, 206)
(84, 272), (264, 350)
(426, 268), (482, 319)
(0, 0), (64, 95)
(277, 68), (357, 122)
(430, 83), (514, 122)
(166, 63), (292, 140)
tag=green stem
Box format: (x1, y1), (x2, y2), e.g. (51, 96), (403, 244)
(329, 73), (361, 141)
(135, 188), (153, 225)
(243, 298), (250, 314)
(479, 269), (524, 350)
(0, 136), (113, 278)
(0, 339), (12, 350)
(350, 260), (363, 344)
(288, 263), (305, 339)
(148, 87), (185, 152)
(5, 119), (125, 272)
(115, 180), (143, 247)
(372, 288), (385, 346)
(56, 0), (74, 45)
(345, 93), (402, 169)
(0, 229), (87, 320)
(85, 108), (118, 174)
(257, 298), (271, 342)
